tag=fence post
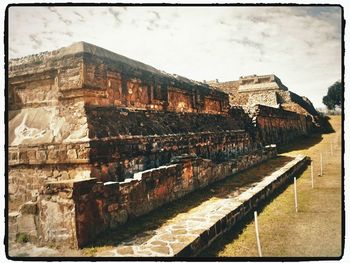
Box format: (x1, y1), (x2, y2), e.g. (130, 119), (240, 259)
(294, 177), (298, 213)
(320, 153), (323, 176)
(254, 211), (262, 257)
(311, 161), (314, 189)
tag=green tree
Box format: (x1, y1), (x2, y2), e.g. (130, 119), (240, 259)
(322, 81), (343, 110)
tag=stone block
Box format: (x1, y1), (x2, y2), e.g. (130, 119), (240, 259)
(107, 203), (119, 212)
(77, 147), (89, 159)
(60, 171), (69, 180)
(103, 181), (119, 198)
(58, 190), (73, 199)
(19, 151), (28, 163)
(8, 212), (19, 241)
(48, 149), (58, 161)
(110, 209), (128, 228)
(9, 211), (19, 223)
(36, 150), (47, 162)
(27, 149), (37, 161)
(19, 201), (38, 215)
(116, 246), (134, 255)
(10, 151), (19, 161)
(67, 149), (77, 159)
(17, 214), (37, 238)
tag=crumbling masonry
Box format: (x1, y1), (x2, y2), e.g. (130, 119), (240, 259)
(8, 42), (319, 248)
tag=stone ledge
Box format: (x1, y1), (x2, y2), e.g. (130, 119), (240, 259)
(95, 154), (308, 257)
(44, 178), (97, 196)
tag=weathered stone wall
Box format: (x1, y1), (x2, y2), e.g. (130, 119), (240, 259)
(8, 165), (91, 202)
(237, 74), (288, 92)
(76, 46), (229, 113)
(249, 91), (278, 107)
(210, 75), (321, 131)
(9, 106), (256, 202)
(247, 104), (313, 146)
(211, 75), (331, 139)
(8, 146), (276, 248)
(8, 42), (238, 204)
(88, 129), (254, 182)
(75, 146), (276, 248)
(86, 106), (257, 181)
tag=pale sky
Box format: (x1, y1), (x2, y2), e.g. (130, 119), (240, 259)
(8, 5), (342, 108)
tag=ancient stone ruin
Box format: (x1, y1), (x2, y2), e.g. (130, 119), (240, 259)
(208, 74), (327, 144)
(8, 42), (319, 250)
(208, 74), (317, 113)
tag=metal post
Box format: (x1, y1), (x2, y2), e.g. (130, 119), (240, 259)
(254, 211), (262, 257)
(294, 177), (298, 213)
(320, 153), (323, 176)
(311, 161), (314, 189)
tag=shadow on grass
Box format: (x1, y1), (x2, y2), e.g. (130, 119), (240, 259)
(319, 115), (335, 134)
(198, 162), (308, 257)
(276, 115), (337, 154)
(83, 156), (294, 251)
(277, 133), (323, 154)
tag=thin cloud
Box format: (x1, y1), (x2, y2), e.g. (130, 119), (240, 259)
(326, 33), (339, 41)
(44, 35), (54, 41)
(108, 8), (121, 24)
(260, 32), (271, 38)
(229, 37), (265, 55)
(150, 11), (160, 19)
(305, 41), (314, 48)
(63, 31), (73, 37)
(73, 11), (85, 23)
(218, 19), (227, 25)
(146, 11), (162, 31)
(248, 15), (270, 23)
(42, 17), (49, 28)
(47, 7), (72, 25)
(9, 47), (19, 55)
(29, 34), (42, 49)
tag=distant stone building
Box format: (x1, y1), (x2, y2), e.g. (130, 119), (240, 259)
(208, 74), (333, 144)
(209, 74), (320, 124)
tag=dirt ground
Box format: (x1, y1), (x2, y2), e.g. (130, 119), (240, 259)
(201, 115), (343, 257)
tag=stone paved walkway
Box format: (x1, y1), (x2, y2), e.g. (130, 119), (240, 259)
(96, 155), (307, 257)
(7, 241), (83, 257)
